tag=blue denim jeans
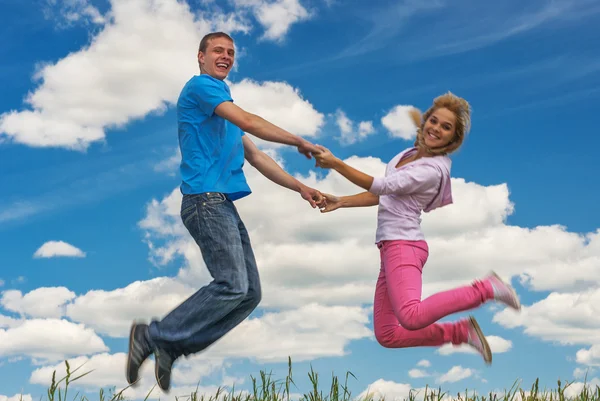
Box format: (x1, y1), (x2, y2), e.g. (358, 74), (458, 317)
(147, 192), (261, 357)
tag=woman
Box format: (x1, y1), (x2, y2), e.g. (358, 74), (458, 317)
(312, 92), (520, 364)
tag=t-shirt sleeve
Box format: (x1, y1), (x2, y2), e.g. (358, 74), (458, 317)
(369, 164), (441, 196)
(187, 76), (233, 116)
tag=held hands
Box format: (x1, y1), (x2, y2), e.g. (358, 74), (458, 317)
(311, 145), (339, 169)
(297, 139), (322, 159)
(295, 140), (340, 212)
(299, 185), (327, 209)
(318, 193), (342, 213)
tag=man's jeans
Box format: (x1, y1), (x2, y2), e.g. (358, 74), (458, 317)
(147, 192), (261, 357)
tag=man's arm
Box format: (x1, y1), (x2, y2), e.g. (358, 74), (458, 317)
(216, 101), (318, 157)
(243, 136), (323, 208)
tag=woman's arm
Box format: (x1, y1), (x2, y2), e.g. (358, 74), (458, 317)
(312, 146), (375, 190)
(320, 191), (379, 213)
(313, 145), (441, 197)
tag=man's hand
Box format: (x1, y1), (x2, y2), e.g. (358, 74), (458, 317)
(299, 185), (326, 208)
(297, 139), (321, 159)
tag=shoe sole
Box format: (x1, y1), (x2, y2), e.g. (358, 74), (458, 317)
(154, 352), (170, 393)
(126, 323), (140, 386)
(469, 316), (492, 365)
(491, 271), (521, 311)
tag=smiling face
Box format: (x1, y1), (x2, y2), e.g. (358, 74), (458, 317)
(198, 36), (235, 80)
(422, 107), (456, 149)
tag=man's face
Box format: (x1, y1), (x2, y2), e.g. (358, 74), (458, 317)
(198, 37), (235, 80)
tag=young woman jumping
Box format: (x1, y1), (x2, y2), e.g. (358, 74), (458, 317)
(312, 92), (521, 364)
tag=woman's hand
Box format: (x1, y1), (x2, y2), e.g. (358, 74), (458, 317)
(319, 193), (343, 213)
(312, 145), (340, 169)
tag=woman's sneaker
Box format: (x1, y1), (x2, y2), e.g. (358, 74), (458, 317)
(486, 271), (521, 311)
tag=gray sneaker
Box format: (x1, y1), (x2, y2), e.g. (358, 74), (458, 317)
(126, 322), (153, 386)
(155, 347), (176, 391)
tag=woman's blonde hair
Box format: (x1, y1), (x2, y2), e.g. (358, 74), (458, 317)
(409, 92), (472, 156)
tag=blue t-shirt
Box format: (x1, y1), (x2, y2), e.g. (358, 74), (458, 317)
(177, 74), (251, 200)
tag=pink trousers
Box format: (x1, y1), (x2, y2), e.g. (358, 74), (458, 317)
(373, 240), (494, 348)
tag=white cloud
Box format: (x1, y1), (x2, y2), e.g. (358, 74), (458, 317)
(29, 352), (227, 399)
(564, 378), (600, 399)
(437, 335), (513, 356)
(408, 369), (430, 378)
(230, 78), (325, 139)
(437, 366), (473, 384)
(0, 315), (21, 329)
(358, 379), (423, 401)
(333, 109), (376, 145)
(153, 147), (181, 176)
(576, 345), (600, 367)
(574, 367), (595, 379)
(0, 319), (107, 362)
(33, 241), (86, 258)
(65, 278), (194, 337)
(233, 0), (312, 42)
(203, 303), (371, 362)
(0, 0), (251, 150)
(1, 287), (76, 318)
(416, 359), (431, 367)
(493, 289), (600, 346)
(27, 303), (370, 395)
(0, 395), (33, 401)
(381, 105), (419, 140)
(44, 0), (106, 28)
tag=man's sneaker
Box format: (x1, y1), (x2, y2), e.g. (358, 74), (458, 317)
(486, 271), (521, 311)
(466, 316), (492, 365)
(155, 347), (176, 392)
(126, 322), (153, 386)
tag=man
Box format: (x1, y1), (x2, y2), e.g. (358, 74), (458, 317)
(126, 32), (325, 391)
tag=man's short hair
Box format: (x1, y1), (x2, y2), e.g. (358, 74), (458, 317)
(199, 32), (234, 53)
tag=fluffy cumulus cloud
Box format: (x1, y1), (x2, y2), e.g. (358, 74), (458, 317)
(0, 0), (316, 151)
(437, 335), (512, 356)
(333, 109), (376, 145)
(493, 289), (600, 347)
(233, 0), (311, 42)
(1, 287), (76, 318)
(576, 345), (600, 367)
(381, 105), (419, 140)
(0, 319), (107, 362)
(358, 379), (423, 401)
(229, 78), (325, 140)
(408, 369), (430, 379)
(33, 240), (86, 258)
(29, 352), (227, 399)
(437, 366), (473, 384)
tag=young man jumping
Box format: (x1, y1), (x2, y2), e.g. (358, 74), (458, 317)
(126, 32), (324, 392)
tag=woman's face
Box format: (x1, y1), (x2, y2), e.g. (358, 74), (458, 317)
(422, 107), (456, 149)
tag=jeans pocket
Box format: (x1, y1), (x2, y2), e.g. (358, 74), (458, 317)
(181, 203), (199, 231)
(203, 192), (227, 205)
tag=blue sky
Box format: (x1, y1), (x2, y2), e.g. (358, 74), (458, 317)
(1, 0), (600, 400)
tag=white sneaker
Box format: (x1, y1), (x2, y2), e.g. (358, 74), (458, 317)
(486, 271), (521, 311)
